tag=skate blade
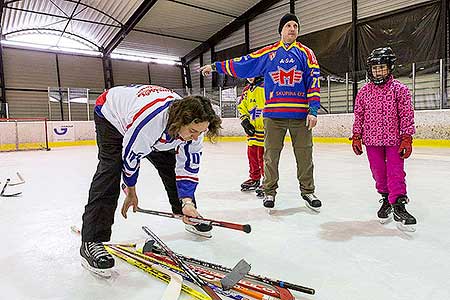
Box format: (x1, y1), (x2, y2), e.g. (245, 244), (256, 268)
(185, 226), (212, 238)
(266, 208), (275, 215)
(241, 188), (257, 192)
(305, 201), (320, 213)
(81, 258), (112, 278)
(396, 222), (416, 232)
(379, 215), (393, 224)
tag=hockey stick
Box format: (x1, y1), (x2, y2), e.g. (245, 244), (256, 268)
(142, 250), (282, 300)
(69, 226), (137, 247)
(106, 245), (206, 300)
(0, 179), (22, 197)
(114, 245), (253, 300)
(143, 239), (250, 291)
(137, 207), (251, 233)
(142, 226), (222, 300)
(150, 242), (314, 295)
(121, 183), (251, 233)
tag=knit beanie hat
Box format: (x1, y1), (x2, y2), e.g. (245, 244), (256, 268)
(278, 13), (299, 34)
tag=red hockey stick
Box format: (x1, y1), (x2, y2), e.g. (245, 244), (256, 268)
(121, 182), (251, 233)
(136, 207), (251, 233)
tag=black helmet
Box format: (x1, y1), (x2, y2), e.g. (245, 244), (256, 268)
(366, 47), (396, 85)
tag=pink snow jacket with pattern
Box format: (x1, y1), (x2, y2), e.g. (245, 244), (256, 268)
(352, 76), (415, 146)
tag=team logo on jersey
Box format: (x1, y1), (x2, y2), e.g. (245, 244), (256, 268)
(269, 52), (276, 61)
(279, 58), (294, 64)
(269, 66), (303, 86)
(249, 107), (263, 120)
(233, 57), (242, 62)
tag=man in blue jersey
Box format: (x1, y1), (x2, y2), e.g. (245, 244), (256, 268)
(201, 13), (321, 211)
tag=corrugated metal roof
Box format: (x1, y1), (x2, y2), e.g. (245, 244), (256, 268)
(177, 0), (258, 18)
(1, 0), (144, 49)
(135, 0), (233, 42)
(115, 30), (200, 59)
(358, 0), (431, 20)
(296, 0), (352, 35)
(0, 0), (268, 60)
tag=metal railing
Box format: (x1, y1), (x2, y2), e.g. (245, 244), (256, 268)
(8, 58), (447, 121)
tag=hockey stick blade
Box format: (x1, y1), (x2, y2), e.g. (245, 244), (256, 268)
(220, 259), (251, 290)
(0, 192), (22, 197)
(275, 286), (295, 300)
(110, 246), (183, 300)
(8, 172), (25, 186)
(0, 179), (22, 197)
(142, 239), (156, 253)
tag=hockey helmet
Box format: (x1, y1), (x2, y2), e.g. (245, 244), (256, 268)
(366, 47), (397, 85)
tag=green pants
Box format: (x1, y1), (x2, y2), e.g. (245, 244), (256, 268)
(263, 118), (315, 197)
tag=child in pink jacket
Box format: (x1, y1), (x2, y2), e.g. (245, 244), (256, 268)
(351, 47), (416, 231)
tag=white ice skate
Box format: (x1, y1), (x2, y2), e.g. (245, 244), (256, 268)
(302, 194), (321, 212)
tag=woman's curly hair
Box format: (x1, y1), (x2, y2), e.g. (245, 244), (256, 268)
(167, 95), (222, 141)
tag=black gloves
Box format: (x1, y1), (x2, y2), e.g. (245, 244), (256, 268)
(241, 118), (256, 136)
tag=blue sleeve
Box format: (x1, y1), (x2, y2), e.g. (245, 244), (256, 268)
(214, 47), (273, 78)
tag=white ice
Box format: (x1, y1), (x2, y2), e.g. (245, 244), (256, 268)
(1, 142), (449, 300)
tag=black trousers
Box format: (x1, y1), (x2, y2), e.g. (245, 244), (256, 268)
(81, 114), (187, 242)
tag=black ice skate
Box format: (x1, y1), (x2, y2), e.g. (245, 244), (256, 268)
(263, 194), (275, 212)
(240, 179), (260, 192)
(80, 242), (115, 278)
(302, 194), (321, 212)
(185, 223), (213, 238)
(377, 193), (392, 224)
(392, 196), (416, 232)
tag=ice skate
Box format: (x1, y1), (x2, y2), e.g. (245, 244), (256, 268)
(392, 196), (416, 232)
(240, 179), (260, 192)
(302, 193), (321, 212)
(263, 194), (275, 214)
(185, 223), (213, 238)
(80, 242), (115, 278)
(378, 193), (392, 224)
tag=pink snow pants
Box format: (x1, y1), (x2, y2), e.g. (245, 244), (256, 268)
(366, 146), (407, 204)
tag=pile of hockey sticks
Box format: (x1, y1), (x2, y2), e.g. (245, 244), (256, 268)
(71, 225), (315, 299)
(106, 226), (314, 300)
(1, 172), (25, 197)
(139, 226), (315, 299)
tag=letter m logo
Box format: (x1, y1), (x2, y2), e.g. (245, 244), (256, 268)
(270, 66), (303, 87)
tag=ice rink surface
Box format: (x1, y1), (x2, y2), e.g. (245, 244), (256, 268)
(1, 141), (449, 300)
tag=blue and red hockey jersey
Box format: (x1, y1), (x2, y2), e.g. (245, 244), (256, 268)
(214, 40), (320, 119)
